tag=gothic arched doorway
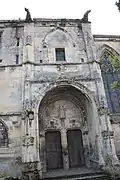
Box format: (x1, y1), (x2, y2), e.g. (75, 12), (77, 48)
(38, 85), (96, 173)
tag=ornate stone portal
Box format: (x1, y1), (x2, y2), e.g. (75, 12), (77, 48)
(39, 98), (86, 172)
(0, 12), (120, 180)
(31, 84), (117, 178)
(19, 16), (120, 179)
(20, 81), (120, 179)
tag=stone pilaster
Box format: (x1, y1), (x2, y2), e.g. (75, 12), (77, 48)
(98, 107), (119, 165)
(81, 23), (97, 62)
(21, 22), (40, 179)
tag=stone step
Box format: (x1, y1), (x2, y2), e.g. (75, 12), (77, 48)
(43, 168), (107, 180)
(43, 174), (106, 180)
(43, 174), (107, 180)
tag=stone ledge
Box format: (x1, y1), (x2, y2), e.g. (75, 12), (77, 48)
(0, 112), (22, 116)
(0, 148), (21, 159)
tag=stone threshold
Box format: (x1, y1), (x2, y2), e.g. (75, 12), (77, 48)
(42, 167), (106, 180)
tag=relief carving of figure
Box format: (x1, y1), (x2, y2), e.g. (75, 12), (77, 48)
(26, 35), (32, 46)
(59, 105), (66, 119)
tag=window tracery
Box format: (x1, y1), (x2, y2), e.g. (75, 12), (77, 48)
(101, 51), (120, 113)
(0, 120), (8, 147)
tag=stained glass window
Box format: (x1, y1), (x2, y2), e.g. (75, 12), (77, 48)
(0, 120), (8, 147)
(101, 52), (120, 113)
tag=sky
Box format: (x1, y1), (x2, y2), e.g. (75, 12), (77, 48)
(0, 0), (120, 35)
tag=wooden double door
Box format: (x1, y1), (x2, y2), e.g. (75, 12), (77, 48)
(45, 130), (85, 170)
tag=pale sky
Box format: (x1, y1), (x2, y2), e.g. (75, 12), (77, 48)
(0, 0), (120, 35)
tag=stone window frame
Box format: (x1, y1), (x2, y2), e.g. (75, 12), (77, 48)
(0, 119), (8, 148)
(100, 48), (120, 114)
(55, 48), (66, 62)
(0, 31), (3, 49)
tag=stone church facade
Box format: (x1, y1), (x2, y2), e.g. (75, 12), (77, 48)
(0, 15), (120, 179)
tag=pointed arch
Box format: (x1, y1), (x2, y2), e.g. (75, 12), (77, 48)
(42, 27), (75, 47)
(0, 118), (8, 147)
(100, 44), (120, 114)
(100, 44), (119, 58)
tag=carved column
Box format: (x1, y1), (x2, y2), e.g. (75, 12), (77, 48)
(22, 162), (39, 180)
(88, 49), (119, 166)
(21, 22), (40, 180)
(61, 129), (69, 170)
(21, 109), (37, 162)
(98, 107), (119, 165)
(81, 23), (97, 62)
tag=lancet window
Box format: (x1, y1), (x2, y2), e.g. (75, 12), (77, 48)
(0, 120), (8, 147)
(101, 50), (120, 113)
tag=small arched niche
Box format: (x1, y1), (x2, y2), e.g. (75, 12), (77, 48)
(100, 44), (120, 113)
(42, 28), (75, 63)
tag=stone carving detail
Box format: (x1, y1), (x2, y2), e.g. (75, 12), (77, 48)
(31, 95), (37, 109)
(24, 162), (37, 171)
(110, 115), (120, 123)
(56, 64), (68, 81)
(41, 99), (84, 130)
(59, 105), (66, 119)
(21, 110), (34, 128)
(116, 0), (120, 11)
(22, 162), (39, 180)
(15, 156), (22, 164)
(0, 120), (8, 147)
(98, 106), (109, 116)
(24, 8), (32, 22)
(12, 119), (21, 128)
(99, 95), (106, 108)
(90, 135), (99, 161)
(22, 136), (34, 147)
(23, 99), (29, 109)
(48, 118), (59, 128)
(81, 10), (91, 23)
(57, 64), (67, 71)
(97, 95), (108, 112)
(25, 35), (32, 46)
(101, 131), (114, 139)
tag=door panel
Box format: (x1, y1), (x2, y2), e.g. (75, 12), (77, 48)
(67, 130), (85, 168)
(45, 131), (63, 170)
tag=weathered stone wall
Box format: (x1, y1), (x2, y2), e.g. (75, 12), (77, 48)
(0, 115), (22, 178)
(0, 25), (23, 177)
(94, 35), (120, 158)
(0, 26), (24, 65)
(0, 19), (119, 178)
(112, 123), (120, 157)
(34, 24), (87, 63)
(0, 66), (22, 113)
(94, 35), (120, 58)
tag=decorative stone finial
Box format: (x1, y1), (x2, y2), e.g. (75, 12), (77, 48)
(81, 10), (91, 23)
(115, 1), (120, 11)
(24, 7), (32, 23)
